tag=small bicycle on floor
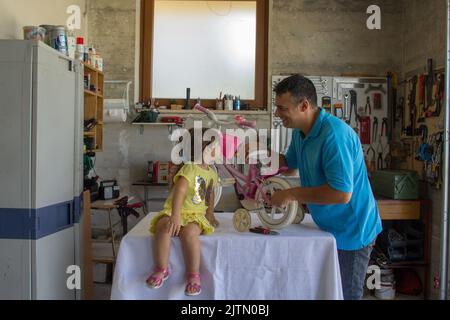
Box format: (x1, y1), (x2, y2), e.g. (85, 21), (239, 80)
(193, 104), (305, 232)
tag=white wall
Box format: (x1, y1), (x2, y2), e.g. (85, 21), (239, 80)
(0, 0), (87, 39)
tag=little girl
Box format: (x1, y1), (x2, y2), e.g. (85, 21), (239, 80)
(146, 128), (220, 296)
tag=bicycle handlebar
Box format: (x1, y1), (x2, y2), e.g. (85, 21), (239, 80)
(194, 103), (256, 129)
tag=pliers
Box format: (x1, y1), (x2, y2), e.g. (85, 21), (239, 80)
(366, 145), (376, 162)
(365, 97), (372, 115)
(372, 117), (378, 143)
(381, 117), (388, 137)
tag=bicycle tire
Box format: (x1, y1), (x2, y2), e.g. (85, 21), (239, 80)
(255, 176), (298, 229)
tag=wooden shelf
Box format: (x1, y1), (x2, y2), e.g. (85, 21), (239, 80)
(84, 89), (96, 96)
(83, 62), (103, 152)
(136, 109), (268, 115)
(82, 62), (104, 75)
(132, 122), (177, 126)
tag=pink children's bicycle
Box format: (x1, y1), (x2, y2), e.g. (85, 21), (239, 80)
(193, 104), (305, 232)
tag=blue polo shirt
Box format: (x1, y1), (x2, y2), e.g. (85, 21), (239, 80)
(284, 108), (382, 250)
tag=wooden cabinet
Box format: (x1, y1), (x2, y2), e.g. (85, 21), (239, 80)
(83, 63), (104, 152)
(377, 199), (421, 220)
(376, 198), (431, 299)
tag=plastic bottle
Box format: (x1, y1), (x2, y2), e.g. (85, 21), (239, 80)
(75, 37), (84, 61)
(83, 47), (89, 63)
(88, 47), (95, 67)
(95, 50), (103, 71)
(67, 30), (76, 59)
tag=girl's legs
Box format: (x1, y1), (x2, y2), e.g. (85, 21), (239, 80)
(179, 223), (202, 294)
(147, 216), (172, 287)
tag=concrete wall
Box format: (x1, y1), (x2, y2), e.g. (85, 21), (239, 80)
(401, 0), (447, 300)
(0, 0), (87, 39)
(269, 0), (403, 77)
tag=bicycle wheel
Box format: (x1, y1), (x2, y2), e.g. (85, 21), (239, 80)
(255, 177), (298, 229)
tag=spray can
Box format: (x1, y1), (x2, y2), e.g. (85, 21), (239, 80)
(75, 37), (85, 61)
(233, 96), (241, 111)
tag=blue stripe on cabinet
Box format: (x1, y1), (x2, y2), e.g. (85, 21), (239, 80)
(73, 195), (82, 224)
(0, 200), (74, 240)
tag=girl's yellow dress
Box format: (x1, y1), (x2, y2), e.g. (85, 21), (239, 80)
(149, 163), (218, 235)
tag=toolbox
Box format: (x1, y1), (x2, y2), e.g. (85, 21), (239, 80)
(371, 170), (419, 200)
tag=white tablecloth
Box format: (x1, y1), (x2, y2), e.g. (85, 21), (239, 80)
(111, 212), (343, 300)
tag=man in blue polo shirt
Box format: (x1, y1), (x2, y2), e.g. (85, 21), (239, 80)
(270, 74), (382, 300)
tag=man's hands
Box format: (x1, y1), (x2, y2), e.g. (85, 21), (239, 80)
(206, 213), (220, 228)
(270, 189), (294, 208)
(167, 214), (182, 237)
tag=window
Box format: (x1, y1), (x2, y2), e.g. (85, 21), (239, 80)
(140, 0), (268, 109)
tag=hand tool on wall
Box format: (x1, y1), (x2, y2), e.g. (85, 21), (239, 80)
(395, 97), (404, 129)
(372, 117), (378, 143)
(425, 58), (435, 112)
(359, 116), (371, 145)
(344, 93), (350, 124)
(349, 90), (358, 124)
(417, 74), (426, 122)
(387, 72), (397, 142)
(365, 96), (372, 115)
(429, 73), (444, 117)
(376, 140), (389, 170)
(373, 93), (382, 110)
(365, 84), (386, 94)
(432, 132), (443, 189)
(381, 118), (388, 137)
(406, 76), (418, 136)
(415, 125), (432, 162)
(366, 145), (376, 176)
(377, 142), (384, 170)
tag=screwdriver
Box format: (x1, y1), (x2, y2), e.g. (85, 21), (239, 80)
(249, 226), (279, 236)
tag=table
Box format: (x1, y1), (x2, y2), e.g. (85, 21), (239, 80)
(132, 181), (169, 212)
(91, 199), (121, 263)
(111, 212), (343, 300)
(91, 196), (137, 264)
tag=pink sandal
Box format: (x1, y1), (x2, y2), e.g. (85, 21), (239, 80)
(185, 272), (202, 296)
(146, 267), (170, 289)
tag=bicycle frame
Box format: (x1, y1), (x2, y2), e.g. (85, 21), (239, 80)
(220, 163), (272, 205)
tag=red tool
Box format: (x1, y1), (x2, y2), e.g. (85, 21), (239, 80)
(359, 116), (371, 145)
(249, 226), (279, 235)
(160, 116), (183, 125)
(373, 93), (382, 110)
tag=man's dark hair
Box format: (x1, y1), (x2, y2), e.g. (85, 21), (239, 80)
(274, 74), (318, 107)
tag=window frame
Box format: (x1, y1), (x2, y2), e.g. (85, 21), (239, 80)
(140, 0), (268, 109)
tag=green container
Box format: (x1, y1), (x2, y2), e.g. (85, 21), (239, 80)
(371, 170), (419, 200)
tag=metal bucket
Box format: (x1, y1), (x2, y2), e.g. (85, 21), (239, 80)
(23, 26), (46, 41)
(39, 25), (55, 45)
(50, 26), (68, 56)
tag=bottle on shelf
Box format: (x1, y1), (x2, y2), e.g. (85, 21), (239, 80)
(75, 37), (84, 61)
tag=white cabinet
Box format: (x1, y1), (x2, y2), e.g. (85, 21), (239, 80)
(0, 40), (83, 300)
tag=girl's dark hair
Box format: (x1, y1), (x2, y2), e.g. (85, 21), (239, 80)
(184, 127), (215, 162)
(169, 127), (215, 188)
